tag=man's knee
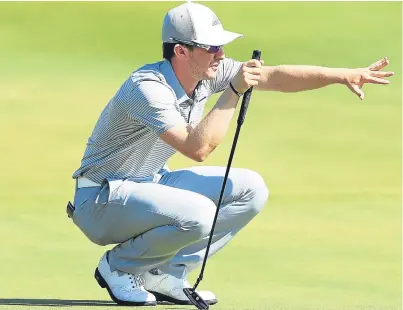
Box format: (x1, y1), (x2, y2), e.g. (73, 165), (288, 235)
(178, 194), (216, 242)
(235, 168), (269, 214)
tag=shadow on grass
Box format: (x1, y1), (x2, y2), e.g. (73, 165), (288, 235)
(0, 299), (116, 307)
(0, 298), (187, 309)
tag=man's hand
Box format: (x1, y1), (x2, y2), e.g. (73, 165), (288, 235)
(344, 57), (394, 100)
(231, 59), (264, 94)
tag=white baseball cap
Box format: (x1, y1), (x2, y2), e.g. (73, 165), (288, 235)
(162, 2), (243, 47)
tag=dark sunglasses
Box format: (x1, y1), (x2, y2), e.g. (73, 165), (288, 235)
(171, 38), (222, 54)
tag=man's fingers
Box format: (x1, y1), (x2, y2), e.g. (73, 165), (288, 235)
(244, 67), (262, 75)
(346, 61), (392, 100)
(245, 59), (263, 68)
(243, 71), (262, 87)
(364, 75), (391, 84)
(370, 71), (395, 78)
(368, 57), (388, 70)
(246, 79), (260, 86)
(244, 72), (261, 81)
(368, 57), (389, 71)
(349, 84), (365, 100)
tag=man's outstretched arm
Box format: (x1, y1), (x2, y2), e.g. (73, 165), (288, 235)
(256, 57), (394, 100)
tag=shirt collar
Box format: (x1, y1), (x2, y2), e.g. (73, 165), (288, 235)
(160, 60), (189, 104)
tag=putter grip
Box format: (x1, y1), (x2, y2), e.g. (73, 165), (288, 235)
(237, 50), (261, 126)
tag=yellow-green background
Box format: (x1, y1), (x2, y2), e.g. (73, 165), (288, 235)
(0, 2), (401, 310)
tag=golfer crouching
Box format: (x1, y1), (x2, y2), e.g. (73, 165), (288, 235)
(67, 2), (393, 306)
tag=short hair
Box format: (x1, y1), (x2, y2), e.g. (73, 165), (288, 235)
(162, 42), (194, 61)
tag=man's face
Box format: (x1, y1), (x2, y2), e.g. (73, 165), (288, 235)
(188, 46), (225, 80)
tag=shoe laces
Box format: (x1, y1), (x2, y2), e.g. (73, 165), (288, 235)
(128, 273), (145, 289)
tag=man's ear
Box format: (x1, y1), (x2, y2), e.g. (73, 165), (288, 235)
(174, 44), (188, 59)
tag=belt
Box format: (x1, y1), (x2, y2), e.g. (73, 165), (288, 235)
(76, 177), (101, 189)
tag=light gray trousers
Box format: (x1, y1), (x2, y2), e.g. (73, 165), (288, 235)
(72, 166), (269, 279)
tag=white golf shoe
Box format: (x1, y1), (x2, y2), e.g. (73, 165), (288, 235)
(94, 252), (157, 306)
(144, 270), (217, 305)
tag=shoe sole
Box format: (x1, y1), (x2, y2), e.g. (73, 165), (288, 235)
(150, 291), (217, 306)
(94, 268), (157, 307)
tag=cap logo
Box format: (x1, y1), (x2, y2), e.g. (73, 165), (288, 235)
(212, 14), (221, 26)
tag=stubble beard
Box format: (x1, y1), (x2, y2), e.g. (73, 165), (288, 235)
(189, 57), (215, 82)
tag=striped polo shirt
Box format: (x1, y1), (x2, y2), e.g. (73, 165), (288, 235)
(72, 58), (242, 184)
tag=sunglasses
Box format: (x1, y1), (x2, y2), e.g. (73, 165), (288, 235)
(171, 38), (222, 54)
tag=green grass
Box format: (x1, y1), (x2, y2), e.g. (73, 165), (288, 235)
(0, 2), (401, 310)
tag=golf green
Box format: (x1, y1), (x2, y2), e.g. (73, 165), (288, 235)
(0, 2), (401, 309)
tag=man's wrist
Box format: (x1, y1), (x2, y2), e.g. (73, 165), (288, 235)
(327, 68), (350, 85)
(229, 82), (244, 97)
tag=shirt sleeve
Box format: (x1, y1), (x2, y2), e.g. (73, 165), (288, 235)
(122, 80), (186, 135)
(207, 57), (243, 94)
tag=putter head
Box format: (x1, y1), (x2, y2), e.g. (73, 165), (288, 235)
(183, 288), (209, 310)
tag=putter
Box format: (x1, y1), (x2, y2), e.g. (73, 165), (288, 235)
(184, 49), (262, 310)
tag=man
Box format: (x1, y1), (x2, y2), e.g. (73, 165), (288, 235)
(69, 2), (393, 307)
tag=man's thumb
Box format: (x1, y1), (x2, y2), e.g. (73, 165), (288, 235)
(350, 83), (365, 100)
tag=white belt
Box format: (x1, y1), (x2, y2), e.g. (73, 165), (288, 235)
(77, 177), (101, 189)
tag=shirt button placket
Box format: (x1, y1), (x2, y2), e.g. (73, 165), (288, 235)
(188, 99), (194, 124)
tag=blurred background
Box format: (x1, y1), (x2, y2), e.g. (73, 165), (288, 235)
(0, 2), (401, 310)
